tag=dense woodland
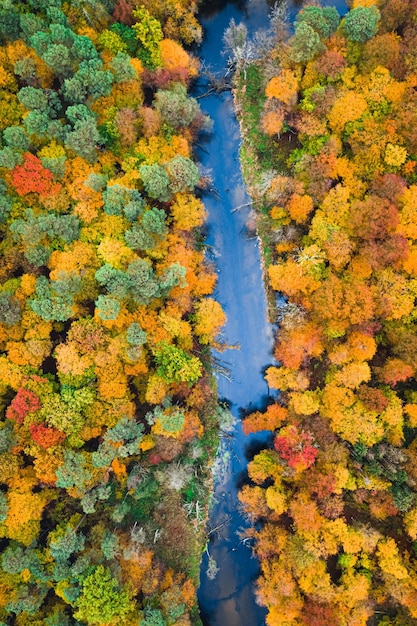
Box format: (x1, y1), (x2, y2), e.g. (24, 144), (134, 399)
(0, 0), (229, 624)
(233, 0), (417, 624)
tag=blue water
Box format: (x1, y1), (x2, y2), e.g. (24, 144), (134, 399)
(195, 2), (348, 624)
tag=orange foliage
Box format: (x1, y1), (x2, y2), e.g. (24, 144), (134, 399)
(242, 404), (288, 434)
(265, 70), (299, 107)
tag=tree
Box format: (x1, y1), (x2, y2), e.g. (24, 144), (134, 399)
(139, 163), (172, 202)
(166, 156), (199, 193)
(343, 6), (380, 43)
(11, 152), (60, 196)
(154, 83), (205, 130)
(74, 565), (134, 624)
(193, 298), (226, 345)
(154, 342), (202, 384)
(296, 6), (340, 39)
(289, 22), (326, 64)
(132, 6), (163, 69)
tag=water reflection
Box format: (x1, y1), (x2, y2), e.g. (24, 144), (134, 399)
(196, 1), (347, 624)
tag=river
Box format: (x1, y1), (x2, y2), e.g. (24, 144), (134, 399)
(194, 2), (347, 625)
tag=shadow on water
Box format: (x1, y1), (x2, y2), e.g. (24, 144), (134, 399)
(195, 1), (348, 625)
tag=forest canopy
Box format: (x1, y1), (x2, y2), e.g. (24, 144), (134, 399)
(233, 0), (417, 624)
(0, 0), (226, 624)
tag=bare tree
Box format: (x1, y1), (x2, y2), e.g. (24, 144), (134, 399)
(223, 19), (255, 79)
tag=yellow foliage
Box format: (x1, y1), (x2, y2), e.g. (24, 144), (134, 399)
(268, 260), (320, 296)
(332, 362), (371, 389)
(160, 39), (198, 76)
(262, 110), (284, 136)
(398, 185), (417, 239)
(405, 403), (417, 427)
(138, 435), (155, 452)
(5, 489), (48, 545)
(289, 391), (319, 415)
(265, 486), (287, 515)
(298, 560), (333, 600)
(286, 193), (314, 224)
(265, 70), (299, 107)
(49, 241), (99, 276)
(328, 91), (368, 133)
(385, 143), (408, 168)
(265, 366), (309, 392)
(193, 298), (226, 345)
(404, 507), (417, 540)
(145, 373), (170, 404)
(97, 237), (135, 268)
(135, 135), (190, 165)
(171, 193), (206, 230)
(377, 538), (409, 580)
(55, 343), (93, 376)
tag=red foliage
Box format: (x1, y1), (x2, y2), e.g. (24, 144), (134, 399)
(357, 386), (389, 412)
(142, 67), (191, 89)
(11, 153), (61, 197)
(274, 425), (318, 471)
(377, 358), (414, 386)
(362, 234), (409, 270)
(6, 387), (41, 424)
(29, 423), (66, 449)
(350, 196), (399, 241)
(112, 0), (134, 25)
(371, 173), (407, 203)
(306, 468), (337, 500)
(301, 601), (339, 626)
(315, 50), (347, 80)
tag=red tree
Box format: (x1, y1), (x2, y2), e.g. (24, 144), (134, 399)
(6, 387), (41, 424)
(11, 152), (61, 197)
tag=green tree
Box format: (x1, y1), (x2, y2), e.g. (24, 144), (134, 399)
(139, 163), (172, 202)
(74, 565), (133, 625)
(166, 156), (200, 193)
(132, 6), (163, 69)
(296, 6), (340, 39)
(154, 84), (203, 130)
(289, 21), (326, 64)
(0, 292), (21, 325)
(343, 6), (380, 43)
(154, 342), (202, 384)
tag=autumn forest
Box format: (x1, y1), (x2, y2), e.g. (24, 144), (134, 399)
(0, 0), (417, 625)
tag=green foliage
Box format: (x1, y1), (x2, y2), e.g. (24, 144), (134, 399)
(55, 450), (93, 491)
(49, 524), (85, 562)
(64, 117), (102, 162)
(154, 84), (203, 130)
(95, 294), (120, 320)
(343, 6), (380, 43)
(0, 291), (21, 325)
(74, 565), (133, 624)
(30, 275), (74, 320)
(296, 6), (340, 39)
(3, 126), (29, 151)
(92, 417), (144, 467)
(110, 51), (136, 83)
(101, 531), (119, 560)
(102, 183), (144, 217)
(126, 322), (147, 346)
(289, 21), (326, 64)
(166, 156), (200, 193)
(141, 608), (167, 626)
(154, 342), (202, 384)
(132, 6), (163, 69)
(140, 163), (172, 202)
(6, 583), (48, 615)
